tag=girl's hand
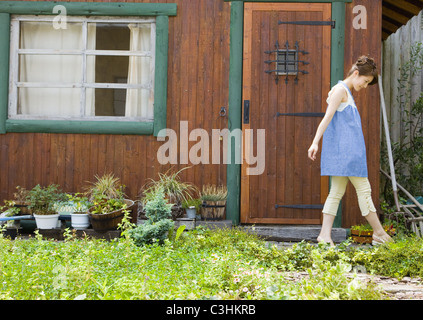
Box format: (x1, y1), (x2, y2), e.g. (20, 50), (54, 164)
(308, 143), (319, 161)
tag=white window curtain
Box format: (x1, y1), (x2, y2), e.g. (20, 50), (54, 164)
(125, 23), (153, 119)
(19, 21), (96, 117)
(86, 23), (96, 117)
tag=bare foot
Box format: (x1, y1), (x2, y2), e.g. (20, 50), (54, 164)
(317, 236), (335, 246)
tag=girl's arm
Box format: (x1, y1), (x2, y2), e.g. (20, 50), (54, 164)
(308, 87), (347, 161)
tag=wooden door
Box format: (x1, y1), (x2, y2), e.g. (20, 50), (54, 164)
(241, 3), (331, 224)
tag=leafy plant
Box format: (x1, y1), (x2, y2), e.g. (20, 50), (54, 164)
(141, 167), (198, 206)
(0, 201), (20, 217)
(128, 187), (175, 246)
(85, 173), (126, 202)
(85, 174), (128, 215)
(351, 223), (373, 232)
(27, 184), (67, 215)
(90, 198), (128, 215)
(67, 193), (91, 213)
(181, 198), (202, 211)
(13, 186), (30, 204)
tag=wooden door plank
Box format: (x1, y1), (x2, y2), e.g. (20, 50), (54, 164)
(240, 3), (253, 223)
(242, 2), (332, 224)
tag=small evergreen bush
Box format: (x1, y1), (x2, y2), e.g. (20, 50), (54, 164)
(128, 187), (175, 245)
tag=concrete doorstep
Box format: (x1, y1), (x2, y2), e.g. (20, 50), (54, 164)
(241, 225), (347, 243)
(175, 219), (347, 244)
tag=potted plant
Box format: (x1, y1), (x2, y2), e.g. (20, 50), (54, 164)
(85, 173), (134, 232)
(200, 184), (228, 220)
(27, 184), (67, 229)
(12, 186), (31, 215)
(181, 198), (201, 219)
(351, 220), (397, 244)
(68, 193), (91, 230)
(0, 201), (21, 236)
(350, 223), (373, 244)
(141, 167), (198, 220)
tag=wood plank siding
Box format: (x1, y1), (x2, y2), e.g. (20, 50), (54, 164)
(0, 0), (382, 229)
(343, 0), (382, 227)
(0, 0), (230, 203)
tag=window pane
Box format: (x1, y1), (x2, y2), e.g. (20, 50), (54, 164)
(89, 23), (151, 52)
(85, 88), (153, 118)
(19, 55), (82, 83)
(126, 88), (153, 118)
(18, 88), (81, 116)
(20, 21), (83, 50)
(127, 56), (151, 86)
(86, 88), (126, 117)
(90, 23), (131, 51)
(92, 55), (129, 84)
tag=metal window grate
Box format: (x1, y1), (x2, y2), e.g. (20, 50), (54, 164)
(276, 49), (297, 75)
(265, 41), (309, 84)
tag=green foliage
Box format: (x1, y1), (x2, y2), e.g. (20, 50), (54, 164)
(181, 198), (202, 210)
(141, 167), (198, 206)
(128, 187), (175, 246)
(143, 187), (173, 222)
(0, 226), (403, 300)
(66, 193), (91, 213)
(350, 235), (423, 279)
(381, 41), (423, 204)
(85, 173), (126, 201)
(129, 219), (175, 246)
(27, 184), (67, 215)
(0, 201), (20, 217)
(90, 198), (127, 215)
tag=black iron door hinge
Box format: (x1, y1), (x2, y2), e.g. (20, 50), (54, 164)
(278, 20), (336, 29)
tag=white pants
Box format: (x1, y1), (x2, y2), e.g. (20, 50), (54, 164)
(322, 176), (376, 217)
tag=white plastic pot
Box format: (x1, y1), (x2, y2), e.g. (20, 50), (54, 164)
(70, 213), (90, 230)
(34, 214), (59, 229)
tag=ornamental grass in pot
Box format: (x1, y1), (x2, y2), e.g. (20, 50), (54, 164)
(85, 173), (134, 232)
(200, 185), (228, 220)
(27, 184), (67, 229)
(140, 167), (198, 220)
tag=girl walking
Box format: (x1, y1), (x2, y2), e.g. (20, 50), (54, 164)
(308, 56), (392, 246)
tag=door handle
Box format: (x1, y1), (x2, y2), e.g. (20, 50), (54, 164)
(243, 100), (250, 124)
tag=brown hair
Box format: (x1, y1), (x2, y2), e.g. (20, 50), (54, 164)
(347, 55), (378, 85)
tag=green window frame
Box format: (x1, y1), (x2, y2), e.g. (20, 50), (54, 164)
(0, 1), (176, 136)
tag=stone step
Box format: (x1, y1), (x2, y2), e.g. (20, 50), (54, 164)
(178, 219), (347, 243)
(241, 225), (347, 243)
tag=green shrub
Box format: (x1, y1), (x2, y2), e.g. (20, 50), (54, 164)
(128, 187), (175, 246)
(129, 219), (175, 246)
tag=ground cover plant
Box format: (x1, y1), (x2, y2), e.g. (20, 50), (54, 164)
(1, 223), (422, 300)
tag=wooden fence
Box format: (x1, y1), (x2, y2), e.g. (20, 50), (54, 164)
(382, 10), (423, 147)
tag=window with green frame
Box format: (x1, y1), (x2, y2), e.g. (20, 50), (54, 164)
(0, 1), (176, 136)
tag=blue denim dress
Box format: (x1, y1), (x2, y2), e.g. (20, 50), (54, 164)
(321, 81), (368, 177)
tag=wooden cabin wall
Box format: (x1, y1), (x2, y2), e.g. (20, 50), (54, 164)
(342, 0), (382, 227)
(0, 0), (231, 202)
(0, 0), (383, 229)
